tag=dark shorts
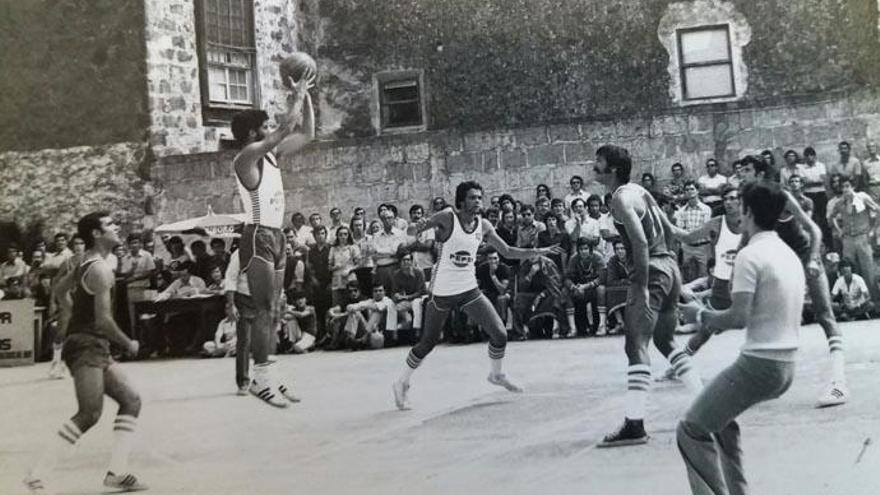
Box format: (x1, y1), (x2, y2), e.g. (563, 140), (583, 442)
(429, 287), (483, 312)
(708, 278), (731, 310)
(62, 333), (114, 371)
(240, 224), (286, 272)
(625, 255), (681, 331)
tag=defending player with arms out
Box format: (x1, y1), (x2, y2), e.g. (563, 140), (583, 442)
(593, 145), (703, 448)
(230, 68), (315, 407)
(392, 181), (562, 410)
(676, 181), (804, 495)
(25, 212), (146, 494)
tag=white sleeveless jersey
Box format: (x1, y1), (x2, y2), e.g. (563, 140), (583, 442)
(236, 151), (285, 229)
(430, 210), (482, 296)
(713, 214), (741, 281)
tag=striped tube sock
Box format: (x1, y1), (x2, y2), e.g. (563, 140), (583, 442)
(598, 306), (607, 326)
(488, 343), (506, 374)
(828, 336), (846, 384)
(400, 351), (422, 383)
(108, 415), (137, 475)
(32, 420), (82, 479)
(669, 348), (702, 393)
(625, 364), (651, 420)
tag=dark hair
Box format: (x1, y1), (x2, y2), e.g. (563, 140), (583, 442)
(498, 194), (515, 206)
(77, 211), (110, 250)
(838, 258), (853, 270)
(596, 145), (632, 183)
(168, 235), (184, 246)
(349, 216), (365, 230)
(409, 204), (424, 216)
(787, 173), (804, 184)
(570, 175), (584, 184)
(332, 226), (353, 246)
(387, 204), (399, 216)
(536, 183), (552, 198)
(839, 141), (850, 148)
(706, 158), (718, 166)
(520, 204), (535, 214)
(126, 233), (141, 244)
(586, 194), (602, 207)
(190, 240), (206, 251)
(372, 282), (385, 291)
(483, 245), (498, 256)
(740, 155), (766, 177)
(290, 289), (307, 301)
(741, 181), (787, 230)
(535, 196), (550, 205)
(54, 232), (68, 240)
(398, 251), (413, 261)
(290, 212), (305, 223)
(571, 198), (587, 209)
(612, 239), (625, 248)
(544, 212), (565, 228)
(230, 110), (269, 146)
(455, 181), (483, 209)
(550, 198), (565, 208)
(721, 184), (739, 197)
(178, 260), (194, 273)
(760, 149), (776, 165)
(671, 162), (684, 170)
(683, 179), (698, 189)
(485, 207), (500, 218)
(313, 225), (328, 237)
(803, 147), (817, 157)
(210, 238), (226, 248)
(839, 175), (853, 186)
(641, 173), (655, 185)
(576, 236), (597, 249)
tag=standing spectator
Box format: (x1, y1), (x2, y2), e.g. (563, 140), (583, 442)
(550, 198), (569, 223)
(391, 252), (427, 335)
(484, 207), (500, 229)
(565, 237), (607, 335)
(25, 249), (44, 293)
(326, 207), (344, 245)
(830, 141), (864, 190)
(308, 225), (333, 344)
(190, 240), (213, 282)
(537, 213), (571, 272)
(223, 249), (255, 394)
(697, 158), (728, 215)
(1, 245), (29, 283)
(495, 210), (518, 268)
(203, 265), (226, 294)
(489, 196), (501, 209)
(41, 233), (73, 276)
(830, 258), (874, 321)
(476, 247), (512, 328)
(431, 197), (447, 214)
(328, 226), (360, 306)
(208, 238), (230, 272)
(760, 149), (779, 181)
(516, 205), (546, 248)
(825, 173), (845, 252)
(675, 180), (713, 282)
(407, 204), (435, 280)
(779, 149), (806, 186)
(381, 204), (409, 232)
(587, 194), (613, 257)
(120, 234), (156, 333)
(564, 175), (590, 213)
(864, 141), (880, 200)
(799, 147), (830, 245)
(370, 210), (405, 293)
(498, 194), (516, 213)
(565, 198), (601, 246)
(535, 183), (552, 200)
(350, 216), (374, 295)
(289, 212), (313, 247)
(727, 160), (745, 190)
(282, 245), (308, 300)
(640, 173), (660, 199)
(535, 196), (552, 223)
(788, 175), (814, 216)
(663, 162), (688, 205)
(829, 176), (880, 302)
(352, 206), (366, 220)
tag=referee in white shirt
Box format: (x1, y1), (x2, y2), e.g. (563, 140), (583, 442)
(676, 180), (805, 495)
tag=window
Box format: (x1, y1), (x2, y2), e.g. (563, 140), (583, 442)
(676, 25), (735, 101)
(196, 0), (258, 122)
(376, 71), (426, 132)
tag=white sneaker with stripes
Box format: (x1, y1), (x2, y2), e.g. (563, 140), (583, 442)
(23, 475), (48, 494)
(816, 383), (848, 408)
(249, 378), (289, 408)
(104, 471), (149, 491)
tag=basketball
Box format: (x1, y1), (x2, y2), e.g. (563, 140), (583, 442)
(279, 52), (317, 88)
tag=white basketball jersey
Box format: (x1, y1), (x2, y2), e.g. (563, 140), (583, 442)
(430, 210), (482, 296)
(713, 215), (741, 281)
(236, 151), (285, 229)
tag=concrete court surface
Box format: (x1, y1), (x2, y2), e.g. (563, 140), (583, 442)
(1, 321), (878, 495)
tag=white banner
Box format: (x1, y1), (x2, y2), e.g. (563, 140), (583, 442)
(0, 299), (35, 367)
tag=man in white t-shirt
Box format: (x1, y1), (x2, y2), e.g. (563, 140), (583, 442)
(697, 158), (728, 214)
(563, 175), (591, 214)
(677, 181), (804, 495)
(830, 258), (874, 320)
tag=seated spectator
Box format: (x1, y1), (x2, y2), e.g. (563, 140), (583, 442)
(1, 276), (30, 300)
(25, 249), (44, 292)
(565, 237), (607, 336)
(550, 198), (570, 224)
(476, 247), (512, 327)
(208, 238), (230, 271)
(513, 256), (567, 339)
(391, 252), (427, 335)
(566, 198), (601, 246)
(32, 272), (53, 308)
(1, 245), (29, 284)
(535, 196), (552, 223)
(325, 283), (390, 350)
(160, 235), (191, 288)
(202, 318), (237, 358)
(190, 240), (213, 282)
(604, 240), (630, 333)
(204, 264), (226, 294)
(40, 233), (73, 276)
(279, 291), (317, 354)
(155, 261), (206, 301)
(538, 213), (571, 271)
(484, 207), (500, 228)
(831, 259), (874, 321)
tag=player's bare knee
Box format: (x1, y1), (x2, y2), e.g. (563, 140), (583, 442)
(121, 391), (142, 416)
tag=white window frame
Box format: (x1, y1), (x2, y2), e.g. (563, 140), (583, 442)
(676, 24), (736, 102)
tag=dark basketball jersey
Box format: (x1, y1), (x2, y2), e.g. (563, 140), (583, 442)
(612, 183), (674, 270)
(775, 211), (811, 261)
(68, 258), (102, 337)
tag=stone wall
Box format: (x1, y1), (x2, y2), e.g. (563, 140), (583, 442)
(0, 0), (149, 151)
(153, 88), (880, 224)
(306, 0), (880, 138)
(0, 143), (151, 237)
(144, 0), (299, 157)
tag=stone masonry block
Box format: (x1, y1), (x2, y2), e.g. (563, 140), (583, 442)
(771, 124), (807, 148)
(463, 130), (515, 152)
(826, 99), (853, 120)
(513, 126), (549, 147)
(445, 152), (483, 175)
(687, 113), (714, 134)
(482, 150), (500, 171)
(548, 124), (580, 143)
(411, 161), (431, 181)
(501, 149), (528, 169)
(403, 142), (431, 162)
(564, 142), (595, 163)
(528, 144), (564, 166)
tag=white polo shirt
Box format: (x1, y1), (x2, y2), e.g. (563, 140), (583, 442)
(732, 230), (805, 362)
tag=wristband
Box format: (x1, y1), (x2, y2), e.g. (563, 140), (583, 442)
(696, 308), (706, 327)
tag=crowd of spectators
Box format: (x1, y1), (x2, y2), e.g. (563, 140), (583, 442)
(2, 140), (878, 360)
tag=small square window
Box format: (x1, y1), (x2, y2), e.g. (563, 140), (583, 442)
(379, 77), (424, 130)
(677, 25), (735, 101)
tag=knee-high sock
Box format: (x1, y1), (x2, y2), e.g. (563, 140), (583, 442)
(108, 415), (137, 475)
(669, 348), (703, 393)
(625, 364), (651, 420)
(489, 343), (505, 375)
(828, 336), (846, 384)
(399, 350), (422, 383)
(31, 420), (82, 479)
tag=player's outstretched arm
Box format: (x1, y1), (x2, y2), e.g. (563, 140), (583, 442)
(784, 190), (822, 263)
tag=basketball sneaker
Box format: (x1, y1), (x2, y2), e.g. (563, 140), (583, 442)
(23, 475), (48, 494)
(487, 373), (523, 392)
(236, 384), (249, 396)
(392, 380), (410, 410)
(249, 378), (289, 408)
(104, 472), (148, 491)
(597, 419), (648, 448)
(816, 383), (848, 408)
(654, 366), (680, 383)
(278, 383), (301, 403)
